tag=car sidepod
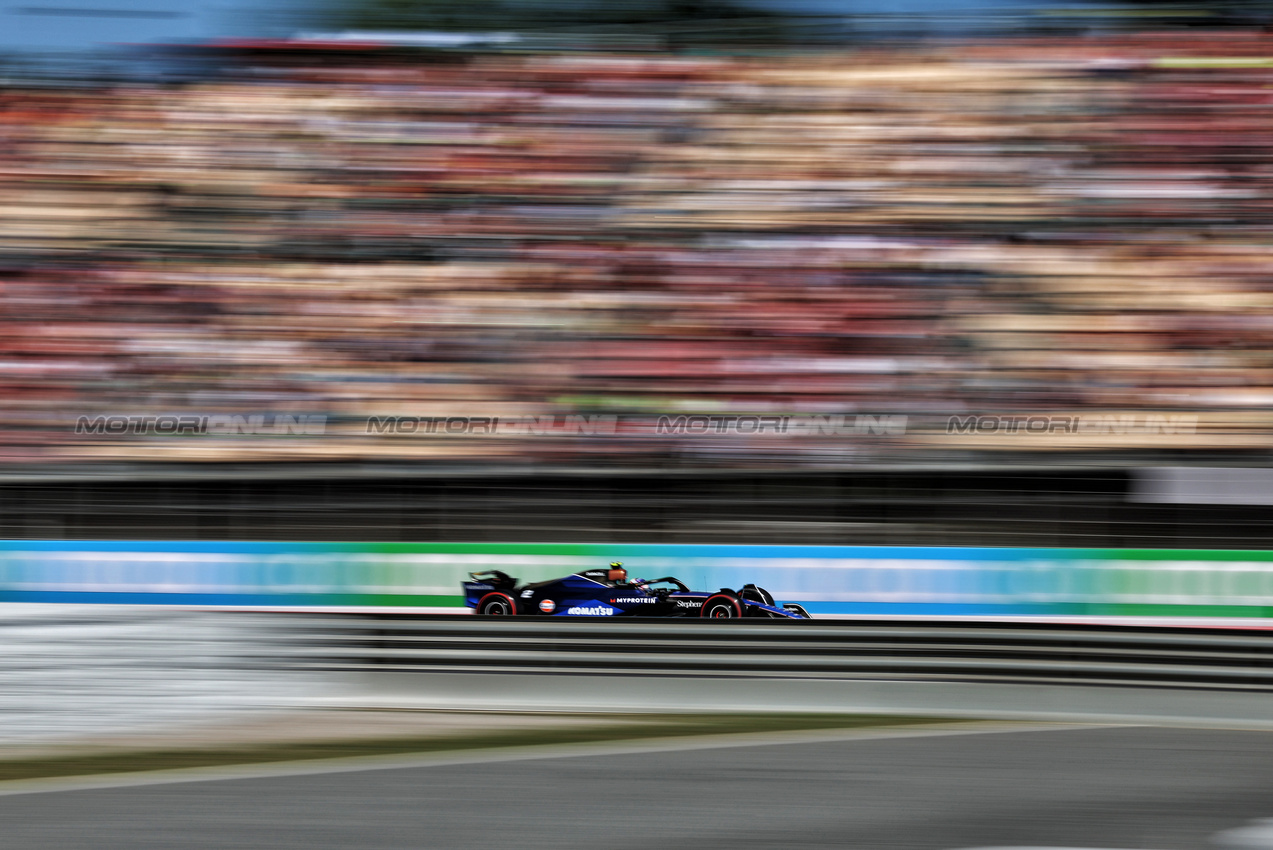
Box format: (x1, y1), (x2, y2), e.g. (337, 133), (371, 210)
(514, 574), (629, 617)
(606, 588), (663, 616)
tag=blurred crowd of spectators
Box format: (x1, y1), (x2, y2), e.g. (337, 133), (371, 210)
(2, 31), (1272, 466)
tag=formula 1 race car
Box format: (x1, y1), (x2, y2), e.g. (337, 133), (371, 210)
(463, 563), (810, 619)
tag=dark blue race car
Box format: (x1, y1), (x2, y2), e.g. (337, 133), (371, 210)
(463, 562), (810, 619)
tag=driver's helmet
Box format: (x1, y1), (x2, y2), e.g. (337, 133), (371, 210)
(607, 562), (627, 583)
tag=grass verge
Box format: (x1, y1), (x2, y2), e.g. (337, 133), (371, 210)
(0, 713), (958, 784)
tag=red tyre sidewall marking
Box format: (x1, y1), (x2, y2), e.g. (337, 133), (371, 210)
(478, 591), (518, 615)
(701, 594), (741, 619)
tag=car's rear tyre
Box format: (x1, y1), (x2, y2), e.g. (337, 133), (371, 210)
(701, 593), (742, 619)
(476, 592), (518, 616)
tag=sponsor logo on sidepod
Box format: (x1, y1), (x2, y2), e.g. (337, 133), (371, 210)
(676, 600), (703, 608)
(612, 597), (654, 604)
(539, 599), (556, 613)
(567, 605), (615, 616)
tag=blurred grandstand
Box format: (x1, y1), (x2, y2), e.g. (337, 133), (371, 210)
(2, 30), (1273, 544)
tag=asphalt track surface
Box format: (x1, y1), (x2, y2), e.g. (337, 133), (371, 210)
(6, 725), (1273, 850)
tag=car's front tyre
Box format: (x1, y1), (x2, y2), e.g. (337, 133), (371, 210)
(476, 592), (519, 616)
(701, 593), (742, 619)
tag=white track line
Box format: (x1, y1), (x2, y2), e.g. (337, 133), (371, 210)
(0, 721), (1106, 799)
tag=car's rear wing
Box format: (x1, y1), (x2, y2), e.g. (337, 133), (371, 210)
(462, 570), (519, 609)
(467, 570), (516, 588)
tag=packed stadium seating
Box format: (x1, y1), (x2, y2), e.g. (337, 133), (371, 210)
(2, 32), (1271, 465)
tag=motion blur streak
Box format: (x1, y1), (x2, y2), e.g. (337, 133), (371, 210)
(6, 727), (1273, 850)
(2, 31), (1273, 468)
(0, 606), (322, 747)
(8, 15), (1273, 840)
